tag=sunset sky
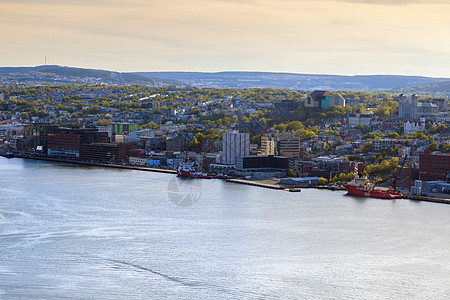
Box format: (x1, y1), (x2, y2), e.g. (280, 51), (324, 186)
(1, 0), (449, 77)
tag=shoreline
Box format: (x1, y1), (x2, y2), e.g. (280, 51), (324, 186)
(2, 154), (450, 205)
(2, 154), (177, 174)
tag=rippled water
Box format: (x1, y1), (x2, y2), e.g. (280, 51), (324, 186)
(1, 157), (450, 299)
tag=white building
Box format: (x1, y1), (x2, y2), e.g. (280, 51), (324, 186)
(220, 132), (250, 165)
(404, 119), (425, 135)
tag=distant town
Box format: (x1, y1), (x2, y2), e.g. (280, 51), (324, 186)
(1, 80), (450, 198)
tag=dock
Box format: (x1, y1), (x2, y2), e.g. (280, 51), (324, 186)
(225, 178), (284, 190)
(403, 194), (450, 205)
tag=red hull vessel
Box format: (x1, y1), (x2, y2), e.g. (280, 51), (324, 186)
(177, 163), (215, 179)
(343, 177), (402, 199)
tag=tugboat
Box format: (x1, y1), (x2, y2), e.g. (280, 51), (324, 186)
(177, 162), (215, 179)
(343, 176), (403, 199)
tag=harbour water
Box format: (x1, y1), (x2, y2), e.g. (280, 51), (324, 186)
(1, 157), (450, 299)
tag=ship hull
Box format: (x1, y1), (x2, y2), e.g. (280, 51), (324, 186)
(177, 169), (214, 179)
(343, 184), (402, 199)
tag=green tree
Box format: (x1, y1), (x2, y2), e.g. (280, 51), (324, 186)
(385, 132), (400, 139)
(346, 172), (355, 181)
(286, 121), (304, 131)
(318, 177), (328, 185)
(97, 118), (112, 126)
(361, 141), (373, 153)
(286, 169), (295, 177)
(389, 157), (399, 169)
(437, 124), (448, 133)
(21, 112), (29, 120)
(443, 144), (450, 153)
(363, 132), (382, 139)
(302, 130), (316, 141)
(426, 142), (439, 151)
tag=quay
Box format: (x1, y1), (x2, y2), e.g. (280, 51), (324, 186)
(403, 194), (450, 205)
(9, 154), (178, 174)
(226, 178), (284, 190)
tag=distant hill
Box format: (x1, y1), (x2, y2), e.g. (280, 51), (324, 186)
(136, 71), (450, 93)
(381, 80), (450, 96)
(2, 66), (449, 95)
(0, 65), (179, 86)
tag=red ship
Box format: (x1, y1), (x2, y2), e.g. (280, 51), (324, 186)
(177, 163), (215, 179)
(343, 177), (403, 199)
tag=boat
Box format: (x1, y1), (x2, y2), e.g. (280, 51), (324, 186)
(5, 151), (14, 158)
(177, 163), (215, 179)
(343, 176), (403, 199)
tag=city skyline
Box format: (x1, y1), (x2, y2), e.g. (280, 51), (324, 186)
(1, 0), (449, 77)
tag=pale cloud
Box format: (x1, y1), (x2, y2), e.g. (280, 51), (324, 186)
(0, 0), (449, 76)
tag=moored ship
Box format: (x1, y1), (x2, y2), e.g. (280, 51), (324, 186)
(177, 163), (215, 179)
(343, 177), (403, 199)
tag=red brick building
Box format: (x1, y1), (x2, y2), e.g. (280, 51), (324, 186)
(419, 151), (450, 181)
(47, 128), (110, 158)
(79, 143), (133, 162)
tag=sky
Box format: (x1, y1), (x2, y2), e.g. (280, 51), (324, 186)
(1, 0), (450, 77)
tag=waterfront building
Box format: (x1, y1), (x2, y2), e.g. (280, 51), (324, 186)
(236, 155), (288, 177)
(279, 177), (320, 187)
(129, 156), (161, 167)
(79, 142), (132, 162)
(23, 122), (58, 151)
(419, 151), (450, 181)
(47, 128), (110, 158)
(221, 132), (250, 165)
(310, 156), (351, 179)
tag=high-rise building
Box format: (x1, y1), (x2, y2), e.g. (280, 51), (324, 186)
(276, 132), (301, 159)
(261, 134), (277, 156)
(221, 132), (250, 165)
